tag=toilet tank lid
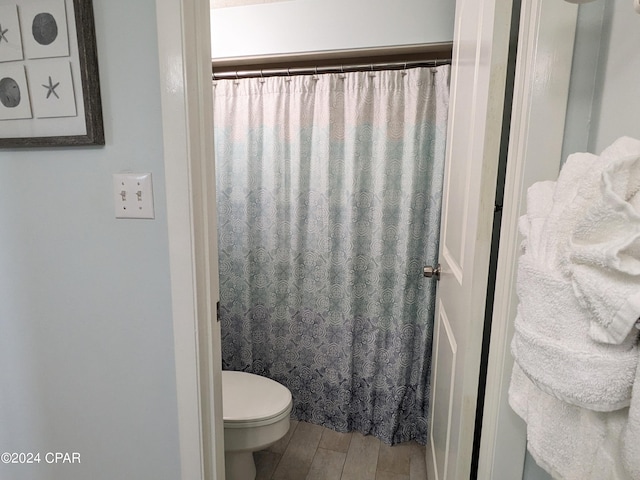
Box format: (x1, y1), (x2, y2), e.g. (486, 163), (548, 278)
(222, 370), (292, 422)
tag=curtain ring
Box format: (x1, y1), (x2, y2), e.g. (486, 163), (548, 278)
(259, 69), (265, 84)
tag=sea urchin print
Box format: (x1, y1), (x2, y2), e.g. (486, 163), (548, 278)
(0, 77), (21, 108)
(32, 12), (58, 46)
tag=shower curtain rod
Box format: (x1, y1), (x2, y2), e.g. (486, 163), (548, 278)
(211, 58), (451, 81)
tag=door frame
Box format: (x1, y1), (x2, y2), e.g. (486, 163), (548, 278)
(476, 0), (578, 478)
(155, 0), (579, 478)
(155, 1), (224, 479)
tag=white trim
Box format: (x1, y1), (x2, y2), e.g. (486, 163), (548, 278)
(156, 0), (224, 479)
(477, 0), (578, 478)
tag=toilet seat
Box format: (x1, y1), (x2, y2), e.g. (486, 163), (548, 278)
(222, 371), (292, 428)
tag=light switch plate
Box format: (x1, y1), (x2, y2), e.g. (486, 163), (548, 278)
(113, 173), (155, 219)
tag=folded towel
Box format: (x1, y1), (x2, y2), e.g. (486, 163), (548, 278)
(569, 150), (640, 345)
(509, 364), (630, 480)
(512, 254), (637, 411)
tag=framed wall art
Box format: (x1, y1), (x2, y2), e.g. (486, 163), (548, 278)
(0, 0), (104, 147)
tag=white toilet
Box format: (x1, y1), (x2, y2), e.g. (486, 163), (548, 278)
(222, 370), (293, 480)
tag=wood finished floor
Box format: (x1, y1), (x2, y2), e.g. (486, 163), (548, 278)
(254, 420), (428, 480)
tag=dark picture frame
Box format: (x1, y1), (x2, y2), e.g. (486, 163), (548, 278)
(0, 0), (104, 147)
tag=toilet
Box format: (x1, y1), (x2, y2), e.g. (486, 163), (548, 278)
(222, 370), (293, 480)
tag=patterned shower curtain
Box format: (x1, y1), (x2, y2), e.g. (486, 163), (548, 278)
(213, 66), (449, 445)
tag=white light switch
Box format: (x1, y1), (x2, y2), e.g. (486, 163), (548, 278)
(113, 173), (155, 219)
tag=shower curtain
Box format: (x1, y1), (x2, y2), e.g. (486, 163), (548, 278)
(213, 66), (449, 445)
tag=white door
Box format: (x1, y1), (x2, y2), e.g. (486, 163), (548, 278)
(426, 0), (514, 478)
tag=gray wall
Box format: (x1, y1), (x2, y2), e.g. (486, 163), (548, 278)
(523, 451), (552, 480)
(563, 0), (640, 160)
(587, 0), (640, 152)
(0, 1), (181, 479)
(210, 0), (455, 59)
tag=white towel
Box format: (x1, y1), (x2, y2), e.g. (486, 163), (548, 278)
(537, 151), (601, 272)
(512, 137), (640, 410)
(512, 253), (637, 411)
(569, 148), (640, 345)
(509, 364), (631, 480)
(510, 137), (640, 480)
(622, 359), (640, 478)
(518, 180), (556, 261)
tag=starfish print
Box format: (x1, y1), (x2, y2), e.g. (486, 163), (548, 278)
(42, 76), (60, 99)
(0, 25), (8, 43)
